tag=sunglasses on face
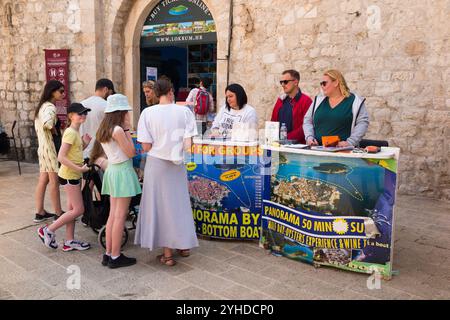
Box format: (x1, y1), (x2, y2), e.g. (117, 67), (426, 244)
(58, 89), (65, 94)
(78, 111), (88, 116)
(320, 79), (336, 87)
(280, 79), (295, 85)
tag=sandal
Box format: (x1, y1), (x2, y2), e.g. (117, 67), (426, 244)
(177, 249), (190, 257)
(157, 254), (176, 266)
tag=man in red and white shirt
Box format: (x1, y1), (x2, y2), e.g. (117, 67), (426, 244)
(271, 70), (312, 143)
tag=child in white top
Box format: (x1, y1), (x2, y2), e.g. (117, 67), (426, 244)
(96, 94), (141, 269)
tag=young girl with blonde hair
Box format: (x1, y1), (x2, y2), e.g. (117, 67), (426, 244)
(38, 103), (92, 251)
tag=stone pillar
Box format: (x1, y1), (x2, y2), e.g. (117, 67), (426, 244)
(77, 0), (100, 97)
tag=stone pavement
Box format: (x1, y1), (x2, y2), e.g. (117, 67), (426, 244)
(0, 161), (449, 300)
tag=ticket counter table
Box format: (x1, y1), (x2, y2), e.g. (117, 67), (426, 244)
(260, 144), (400, 279)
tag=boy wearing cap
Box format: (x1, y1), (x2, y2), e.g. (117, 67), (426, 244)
(38, 103), (93, 252)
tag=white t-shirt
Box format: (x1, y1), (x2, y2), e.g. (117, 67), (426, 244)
(211, 104), (258, 138)
(79, 95), (107, 158)
(137, 103), (198, 163)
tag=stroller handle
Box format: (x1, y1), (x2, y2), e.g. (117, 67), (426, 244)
(83, 157), (101, 169)
(82, 163), (103, 184)
(87, 163), (102, 172)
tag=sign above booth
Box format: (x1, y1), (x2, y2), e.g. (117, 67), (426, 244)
(141, 0), (217, 47)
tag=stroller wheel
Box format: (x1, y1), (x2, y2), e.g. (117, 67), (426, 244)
(131, 215), (137, 230)
(97, 225), (129, 249)
(91, 226), (100, 234)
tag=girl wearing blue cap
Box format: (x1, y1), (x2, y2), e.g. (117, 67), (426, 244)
(96, 94), (141, 269)
(38, 102), (92, 251)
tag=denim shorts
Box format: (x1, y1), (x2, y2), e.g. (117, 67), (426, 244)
(58, 177), (81, 186)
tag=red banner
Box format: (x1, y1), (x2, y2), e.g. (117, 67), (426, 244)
(44, 49), (70, 128)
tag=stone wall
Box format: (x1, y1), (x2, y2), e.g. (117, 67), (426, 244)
(0, 0), (97, 160)
(0, 0), (448, 200)
(226, 0), (450, 200)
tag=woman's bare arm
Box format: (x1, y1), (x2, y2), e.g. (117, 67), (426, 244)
(113, 128), (136, 158)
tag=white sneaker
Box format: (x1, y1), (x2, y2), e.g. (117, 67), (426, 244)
(62, 240), (91, 252)
(37, 226), (58, 249)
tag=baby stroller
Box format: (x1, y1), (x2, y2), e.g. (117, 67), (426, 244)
(81, 164), (140, 249)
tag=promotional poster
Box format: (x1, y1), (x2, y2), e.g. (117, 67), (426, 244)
(186, 143), (270, 240)
(260, 151), (397, 277)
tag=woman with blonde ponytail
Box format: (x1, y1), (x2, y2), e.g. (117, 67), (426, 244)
(303, 69), (369, 147)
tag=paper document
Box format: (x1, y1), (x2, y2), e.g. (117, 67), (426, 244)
(284, 144), (310, 149)
(311, 146), (354, 152)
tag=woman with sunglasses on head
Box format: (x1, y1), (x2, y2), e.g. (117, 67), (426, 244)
(142, 80), (159, 109)
(38, 103), (92, 252)
(303, 70), (369, 147)
(33, 80), (65, 223)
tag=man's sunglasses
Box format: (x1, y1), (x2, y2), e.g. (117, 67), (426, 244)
(58, 89), (65, 94)
(279, 79), (295, 85)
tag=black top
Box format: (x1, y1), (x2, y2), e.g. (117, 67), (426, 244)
(278, 90), (302, 133)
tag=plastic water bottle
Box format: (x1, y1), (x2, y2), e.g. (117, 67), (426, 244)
(280, 123), (287, 141)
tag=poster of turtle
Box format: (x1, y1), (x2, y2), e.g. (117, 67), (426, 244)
(260, 150), (399, 278)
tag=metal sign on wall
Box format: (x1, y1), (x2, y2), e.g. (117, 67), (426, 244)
(44, 49), (70, 127)
(141, 0), (217, 47)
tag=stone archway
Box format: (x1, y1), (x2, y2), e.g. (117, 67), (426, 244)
(108, 0), (230, 126)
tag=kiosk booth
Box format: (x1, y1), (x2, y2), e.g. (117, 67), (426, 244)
(133, 132), (400, 278)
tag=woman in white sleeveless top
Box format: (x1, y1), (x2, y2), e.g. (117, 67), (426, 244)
(97, 94), (141, 269)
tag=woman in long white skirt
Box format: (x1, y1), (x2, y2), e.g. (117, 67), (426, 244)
(135, 78), (198, 266)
